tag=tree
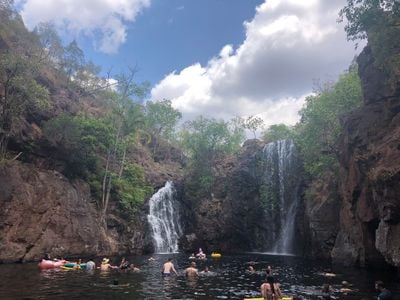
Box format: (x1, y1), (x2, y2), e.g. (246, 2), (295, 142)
(0, 51), (49, 159)
(145, 99), (182, 140)
(43, 114), (113, 178)
(241, 115), (265, 139)
(99, 72), (148, 217)
(339, 0), (400, 41)
(63, 40), (85, 78)
(262, 124), (293, 143)
(34, 22), (64, 64)
(180, 116), (245, 192)
(295, 67), (362, 177)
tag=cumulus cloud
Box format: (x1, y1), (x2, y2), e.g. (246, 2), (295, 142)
(16, 0), (150, 53)
(151, 0), (359, 128)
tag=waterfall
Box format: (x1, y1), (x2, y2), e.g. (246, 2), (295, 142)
(147, 181), (182, 253)
(261, 139), (301, 254)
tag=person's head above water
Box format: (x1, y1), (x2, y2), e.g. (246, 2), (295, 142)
(102, 258), (110, 264)
(191, 262), (196, 267)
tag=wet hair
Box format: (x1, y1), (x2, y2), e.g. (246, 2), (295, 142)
(322, 284), (331, 293)
(168, 258), (172, 262)
(113, 279), (119, 285)
(267, 275), (276, 295)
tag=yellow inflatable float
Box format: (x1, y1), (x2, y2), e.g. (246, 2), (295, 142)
(211, 252), (222, 258)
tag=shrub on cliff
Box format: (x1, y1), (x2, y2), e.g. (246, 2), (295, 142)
(295, 67), (362, 178)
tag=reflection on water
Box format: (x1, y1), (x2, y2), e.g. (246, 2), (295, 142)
(0, 253), (398, 299)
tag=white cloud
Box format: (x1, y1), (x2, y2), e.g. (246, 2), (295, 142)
(151, 0), (359, 129)
(17, 0), (151, 54)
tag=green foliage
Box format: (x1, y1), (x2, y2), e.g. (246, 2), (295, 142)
(339, 0), (399, 42)
(295, 68), (362, 178)
(63, 40), (85, 78)
(114, 163), (153, 214)
(43, 114), (113, 178)
(180, 116), (245, 192)
(240, 115), (265, 139)
(34, 22), (64, 63)
(145, 99), (182, 140)
(0, 50), (50, 159)
(262, 124), (293, 143)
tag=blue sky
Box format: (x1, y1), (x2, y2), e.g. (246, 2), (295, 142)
(78, 0), (264, 85)
(17, 0), (360, 128)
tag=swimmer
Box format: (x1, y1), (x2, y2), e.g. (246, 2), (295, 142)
(119, 257), (129, 270)
(130, 264), (140, 272)
(162, 257), (178, 276)
(99, 258), (117, 271)
(320, 283), (333, 299)
(247, 265), (255, 273)
(339, 281), (353, 294)
(184, 262), (198, 277)
(260, 276), (282, 300)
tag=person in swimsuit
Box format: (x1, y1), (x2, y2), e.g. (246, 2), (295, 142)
(260, 276), (283, 300)
(184, 262), (198, 277)
(162, 257), (178, 276)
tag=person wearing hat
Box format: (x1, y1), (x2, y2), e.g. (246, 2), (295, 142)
(100, 258), (116, 271)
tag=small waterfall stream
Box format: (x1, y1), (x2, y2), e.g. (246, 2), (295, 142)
(262, 139), (301, 254)
(147, 181), (182, 253)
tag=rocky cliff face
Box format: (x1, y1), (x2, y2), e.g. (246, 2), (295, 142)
(180, 139), (306, 254)
(0, 162), (110, 262)
(303, 173), (340, 259)
(331, 21), (400, 267)
(0, 139), (184, 263)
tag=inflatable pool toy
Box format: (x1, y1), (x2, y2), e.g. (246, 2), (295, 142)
(211, 252), (222, 258)
(62, 263), (87, 269)
(38, 259), (66, 269)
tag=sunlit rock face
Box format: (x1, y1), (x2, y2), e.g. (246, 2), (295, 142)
(332, 22), (400, 267)
(0, 163), (110, 262)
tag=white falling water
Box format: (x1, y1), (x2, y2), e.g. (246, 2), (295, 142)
(262, 139), (300, 255)
(147, 181), (182, 253)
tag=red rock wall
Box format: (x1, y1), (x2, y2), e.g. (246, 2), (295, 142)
(0, 163), (117, 262)
(331, 20), (400, 267)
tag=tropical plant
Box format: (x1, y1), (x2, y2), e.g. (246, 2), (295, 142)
(295, 67), (362, 178)
(0, 51), (49, 159)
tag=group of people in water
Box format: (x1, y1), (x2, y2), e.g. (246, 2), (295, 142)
(42, 252), (393, 299)
(246, 262), (393, 300)
(42, 253), (141, 272)
(161, 257), (212, 277)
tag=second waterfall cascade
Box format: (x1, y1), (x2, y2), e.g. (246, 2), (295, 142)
(147, 181), (182, 253)
(262, 139), (301, 255)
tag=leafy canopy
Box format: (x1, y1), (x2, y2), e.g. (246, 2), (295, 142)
(339, 0), (400, 41)
(145, 99), (182, 140)
(295, 67), (362, 177)
(262, 124), (293, 144)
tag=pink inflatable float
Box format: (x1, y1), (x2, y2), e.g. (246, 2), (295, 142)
(38, 259), (66, 269)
